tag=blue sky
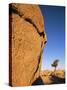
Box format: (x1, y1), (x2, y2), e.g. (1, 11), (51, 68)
(39, 5), (65, 70)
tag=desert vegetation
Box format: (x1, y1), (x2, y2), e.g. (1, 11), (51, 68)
(32, 59), (65, 85)
(40, 69), (65, 85)
(40, 59), (65, 85)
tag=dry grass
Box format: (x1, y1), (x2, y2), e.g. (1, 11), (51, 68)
(40, 70), (65, 84)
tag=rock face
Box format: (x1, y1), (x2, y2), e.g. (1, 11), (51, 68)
(9, 3), (47, 86)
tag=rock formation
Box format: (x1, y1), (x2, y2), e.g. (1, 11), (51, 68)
(9, 3), (47, 86)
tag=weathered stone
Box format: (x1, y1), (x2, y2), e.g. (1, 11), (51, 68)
(9, 3), (47, 86)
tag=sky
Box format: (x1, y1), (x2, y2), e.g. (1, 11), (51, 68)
(39, 5), (65, 70)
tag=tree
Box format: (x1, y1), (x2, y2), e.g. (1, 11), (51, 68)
(51, 59), (59, 72)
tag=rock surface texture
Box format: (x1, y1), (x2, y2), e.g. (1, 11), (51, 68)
(9, 3), (47, 86)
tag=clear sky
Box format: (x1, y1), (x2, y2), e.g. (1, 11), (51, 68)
(39, 5), (65, 70)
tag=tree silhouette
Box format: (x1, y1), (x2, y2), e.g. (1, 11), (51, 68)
(51, 59), (59, 72)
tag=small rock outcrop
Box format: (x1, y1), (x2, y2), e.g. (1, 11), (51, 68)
(9, 3), (47, 86)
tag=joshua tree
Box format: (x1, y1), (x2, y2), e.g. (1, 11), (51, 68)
(51, 59), (59, 72)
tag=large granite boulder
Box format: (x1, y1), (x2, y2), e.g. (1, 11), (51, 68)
(9, 3), (47, 86)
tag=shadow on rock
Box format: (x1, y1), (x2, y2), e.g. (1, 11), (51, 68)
(32, 76), (44, 85)
(50, 75), (65, 84)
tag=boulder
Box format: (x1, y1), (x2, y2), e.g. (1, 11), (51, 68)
(9, 3), (47, 86)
